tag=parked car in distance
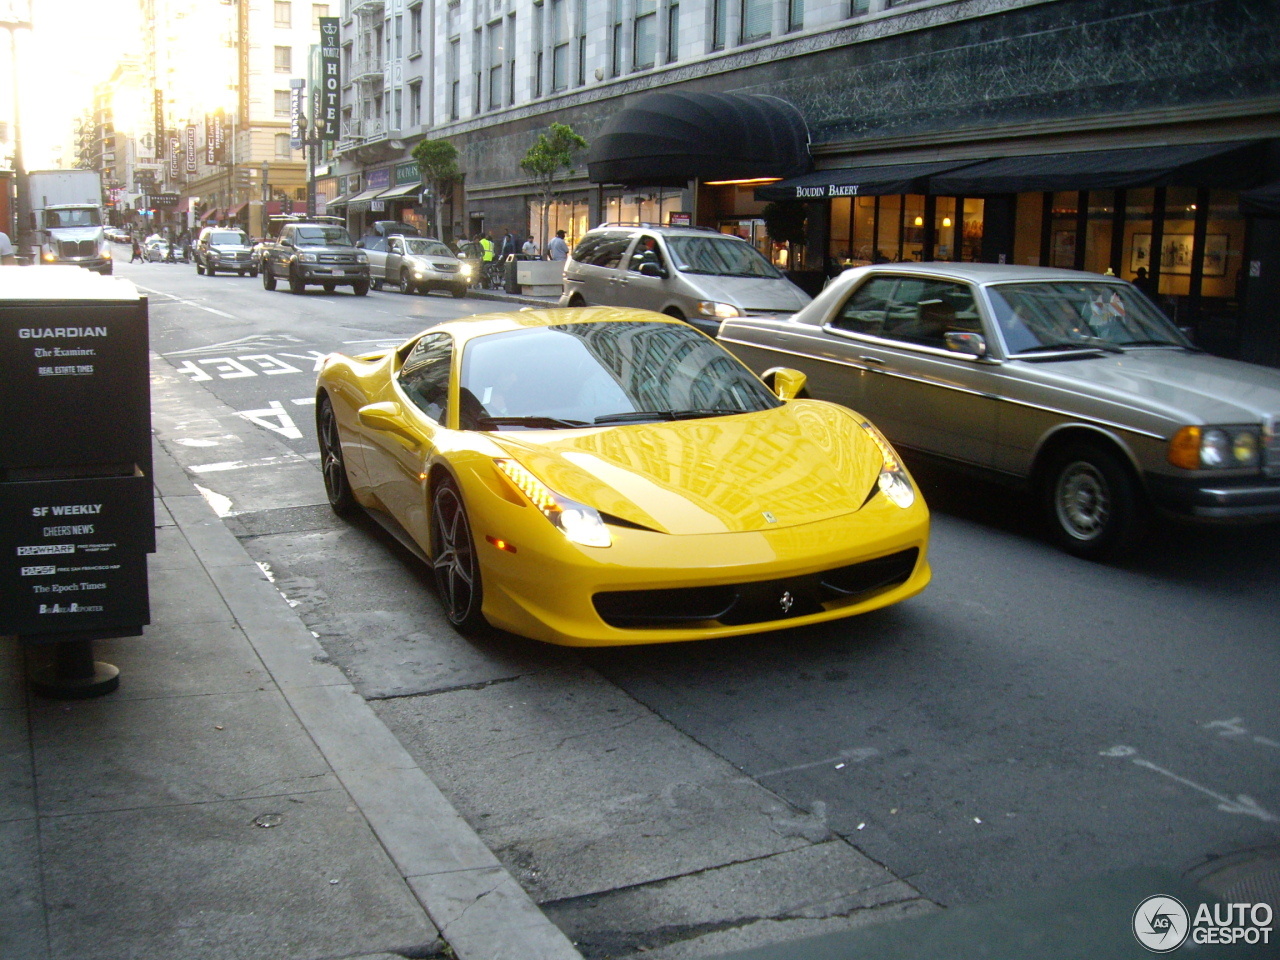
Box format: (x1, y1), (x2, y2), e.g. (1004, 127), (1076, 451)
(314, 306), (930, 645)
(360, 234), (471, 297)
(194, 227), (257, 277)
(261, 221), (370, 295)
(143, 238), (173, 262)
(718, 262), (1280, 559)
(559, 223), (811, 335)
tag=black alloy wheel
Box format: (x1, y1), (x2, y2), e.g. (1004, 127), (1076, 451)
(352, 280), (369, 296)
(1041, 441), (1145, 560)
(262, 264), (277, 290)
(289, 269), (305, 294)
(400, 269), (416, 295)
(317, 395), (358, 516)
(430, 477), (486, 633)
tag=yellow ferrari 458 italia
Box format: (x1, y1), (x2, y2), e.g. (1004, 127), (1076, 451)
(315, 307), (930, 646)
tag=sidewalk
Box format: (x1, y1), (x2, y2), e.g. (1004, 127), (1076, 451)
(2, 439), (583, 960)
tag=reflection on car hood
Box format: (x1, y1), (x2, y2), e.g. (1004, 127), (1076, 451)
(1019, 348), (1280, 423)
(492, 402), (883, 535)
(680, 274), (812, 313)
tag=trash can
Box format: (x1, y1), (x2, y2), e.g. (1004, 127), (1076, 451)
(0, 267), (154, 697)
(504, 254), (522, 293)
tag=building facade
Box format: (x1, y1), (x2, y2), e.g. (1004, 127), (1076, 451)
(330, 0), (1278, 363)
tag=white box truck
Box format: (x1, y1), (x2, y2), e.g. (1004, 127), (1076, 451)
(28, 169), (112, 275)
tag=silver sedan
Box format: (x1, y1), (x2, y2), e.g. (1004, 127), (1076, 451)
(718, 262), (1280, 559)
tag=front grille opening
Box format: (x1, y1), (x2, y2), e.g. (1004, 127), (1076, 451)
(593, 548), (919, 629)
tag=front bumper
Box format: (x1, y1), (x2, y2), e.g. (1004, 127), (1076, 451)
(1146, 472), (1280, 520)
(464, 471), (931, 646)
(298, 265), (369, 283)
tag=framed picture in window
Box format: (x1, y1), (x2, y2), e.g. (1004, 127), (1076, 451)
(1130, 234), (1228, 277)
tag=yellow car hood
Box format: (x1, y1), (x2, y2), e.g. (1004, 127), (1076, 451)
(490, 402), (885, 535)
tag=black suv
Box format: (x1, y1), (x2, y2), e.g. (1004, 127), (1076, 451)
(261, 221), (370, 295)
(195, 227), (257, 277)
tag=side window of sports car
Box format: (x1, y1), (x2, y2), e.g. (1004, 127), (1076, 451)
(397, 333), (452, 423)
(830, 277), (898, 336)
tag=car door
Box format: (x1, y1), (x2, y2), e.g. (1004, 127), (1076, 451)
(820, 274), (998, 467)
(383, 236), (405, 283)
(618, 233), (671, 312)
(575, 232), (634, 305)
(360, 332), (452, 538)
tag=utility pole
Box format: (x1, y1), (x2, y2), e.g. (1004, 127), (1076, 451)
(2, 0), (33, 260)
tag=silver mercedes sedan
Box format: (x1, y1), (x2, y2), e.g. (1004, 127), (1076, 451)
(717, 263), (1280, 559)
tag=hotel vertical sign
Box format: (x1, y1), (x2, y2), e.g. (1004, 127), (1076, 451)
(153, 89), (164, 159)
(238, 0), (251, 125)
(318, 17), (340, 142)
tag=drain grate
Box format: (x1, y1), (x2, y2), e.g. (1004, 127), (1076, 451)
(1188, 846), (1280, 906)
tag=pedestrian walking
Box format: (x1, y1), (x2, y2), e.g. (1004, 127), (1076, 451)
(547, 229), (569, 261)
(500, 229), (515, 259)
(130, 236), (144, 263)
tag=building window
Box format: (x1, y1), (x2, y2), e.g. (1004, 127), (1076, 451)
(395, 14), (402, 58)
(610, 0), (622, 76)
(667, 0), (679, 61)
(275, 133), (292, 157)
(409, 81), (422, 125)
(448, 38), (460, 119)
(489, 21), (503, 109)
(633, 0), (657, 69)
(551, 0), (569, 91)
(394, 87), (402, 129)
(312, 4), (329, 28)
(741, 0), (769, 41)
(275, 1), (291, 27)
(409, 4), (423, 54)
(788, 0), (802, 30)
(575, 0), (586, 85)
(473, 28), (483, 114)
(712, 0), (727, 50)
(274, 89), (291, 117)
(507, 13), (517, 103)
(275, 46), (292, 73)
(850, 0), (869, 14)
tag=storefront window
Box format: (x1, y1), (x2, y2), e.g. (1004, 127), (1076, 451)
(828, 196), (852, 268)
(903, 195), (926, 261)
(879, 195), (902, 262)
(1083, 191), (1116, 275)
(602, 188), (684, 225)
(961, 198), (985, 262)
(1048, 191), (1078, 269)
(934, 197), (955, 260)
(1206, 188), (1245, 303)
(529, 194), (590, 250)
(1124, 187), (1155, 287)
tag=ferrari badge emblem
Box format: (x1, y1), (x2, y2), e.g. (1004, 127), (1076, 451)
(779, 591), (794, 613)
(763, 511), (777, 523)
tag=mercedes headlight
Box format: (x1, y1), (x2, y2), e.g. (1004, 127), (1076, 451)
(696, 301), (741, 319)
(860, 420), (916, 508)
(1168, 425), (1261, 470)
(495, 459), (611, 547)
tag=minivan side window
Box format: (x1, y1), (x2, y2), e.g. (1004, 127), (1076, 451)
(627, 235), (666, 273)
(397, 333), (452, 423)
(578, 234), (632, 268)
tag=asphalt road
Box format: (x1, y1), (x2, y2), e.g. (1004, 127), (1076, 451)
(126, 255), (1280, 958)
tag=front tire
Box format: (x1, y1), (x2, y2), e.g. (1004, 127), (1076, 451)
(352, 280), (369, 297)
(317, 395), (358, 517)
(262, 266), (277, 290)
(451, 283), (466, 299)
(430, 476), (486, 633)
(195, 261), (204, 275)
(289, 270), (305, 294)
(207, 264), (217, 276)
(323, 283), (336, 293)
(400, 270), (416, 295)
(1041, 441), (1144, 560)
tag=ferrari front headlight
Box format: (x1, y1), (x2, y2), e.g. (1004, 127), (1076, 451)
(860, 420), (915, 509)
(495, 459), (611, 547)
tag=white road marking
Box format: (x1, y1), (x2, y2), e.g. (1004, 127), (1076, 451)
(189, 454), (307, 474)
(1203, 717), (1280, 750)
(194, 484), (235, 517)
(134, 283), (236, 318)
(1102, 744), (1277, 823)
(238, 400), (303, 439)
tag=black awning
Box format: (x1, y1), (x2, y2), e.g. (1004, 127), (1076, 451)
(930, 142), (1265, 195)
(587, 92), (810, 187)
(1240, 181), (1280, 218)
(755, 160), (980, 201)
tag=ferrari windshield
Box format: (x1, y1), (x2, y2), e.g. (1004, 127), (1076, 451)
(404, 238), (453, 257)
(294, 226), (354, 246)
(665, 236), (781, 278)
(459, 321), (781, 430)
(988, 281), (1190, 354)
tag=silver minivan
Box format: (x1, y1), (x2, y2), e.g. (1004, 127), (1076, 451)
(559, 223), (811, 334)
